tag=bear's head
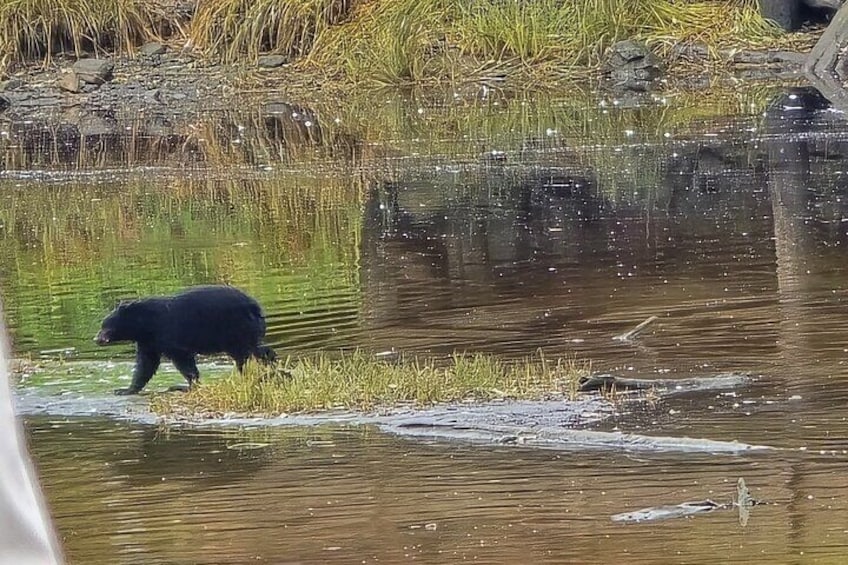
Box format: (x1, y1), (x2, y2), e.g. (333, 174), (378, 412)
(95, 301), (150, 345)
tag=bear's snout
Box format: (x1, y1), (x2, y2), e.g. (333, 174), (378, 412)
(94, 330), (112, 345)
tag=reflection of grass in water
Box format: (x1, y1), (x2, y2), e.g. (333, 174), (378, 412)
(0, 84), (780, 173)
(328, 84), (782, 152)
(318, 84), (780, 200)
(0, 174), (363, 356)
(151, 351), (589, 416)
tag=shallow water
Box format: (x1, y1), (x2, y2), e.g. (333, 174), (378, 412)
(24, 418), (848, 564)
(6, 84), (848, 562)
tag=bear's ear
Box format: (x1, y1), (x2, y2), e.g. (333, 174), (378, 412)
(115, 299), (135, 311)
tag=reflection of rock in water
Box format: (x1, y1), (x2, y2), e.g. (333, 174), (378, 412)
(764, 87), (848, 383)
(364, 169), (606, 272)
(1, 101), (362, 169)
(359, 170), (611, 346)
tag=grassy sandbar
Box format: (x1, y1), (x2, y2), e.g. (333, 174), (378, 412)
(151, 350), (589, 418)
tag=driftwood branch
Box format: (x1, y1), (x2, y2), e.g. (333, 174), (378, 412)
(613, 315), (658, 342)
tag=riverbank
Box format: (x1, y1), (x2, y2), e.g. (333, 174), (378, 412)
(0, 0), (825, 136)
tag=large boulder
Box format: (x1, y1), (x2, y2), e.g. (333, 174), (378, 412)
(72, 59), (114, 85)
(603, 40), (663, 91)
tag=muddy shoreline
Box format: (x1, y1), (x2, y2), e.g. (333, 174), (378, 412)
(0, 42), (814, 140)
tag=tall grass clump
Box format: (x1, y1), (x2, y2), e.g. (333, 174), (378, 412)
(0, 0), (163, 68)
(151, 350), (589, 417)
(310, 0), (448, 84)
(455, 0), (783, 68)
(190, 0), (361, 63)
(309, 0), (785, 84)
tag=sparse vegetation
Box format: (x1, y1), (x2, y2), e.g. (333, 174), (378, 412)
(150, 350), (589, 417)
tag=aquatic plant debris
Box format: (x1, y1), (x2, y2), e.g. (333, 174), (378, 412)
(611, 477), (763, 524)
(613, 315), (658, 341)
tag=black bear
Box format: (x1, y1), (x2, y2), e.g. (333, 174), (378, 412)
(95, 285), (276, 395)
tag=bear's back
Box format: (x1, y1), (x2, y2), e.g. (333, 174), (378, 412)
(157, 285), (265, 354)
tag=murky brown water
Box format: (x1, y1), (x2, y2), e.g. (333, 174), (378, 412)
(25, 418), (848, 564)
(6, 85), (848, 562)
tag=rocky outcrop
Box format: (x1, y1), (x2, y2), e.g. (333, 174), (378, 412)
(602, 40), (663, 91)
(140, 42), (167, 56)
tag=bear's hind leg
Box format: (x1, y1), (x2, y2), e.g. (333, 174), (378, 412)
(252, 345), (277, 365)
(115, 345), (160, 395)
(170, 353), (201, 391)
(232, 352), (249, 373)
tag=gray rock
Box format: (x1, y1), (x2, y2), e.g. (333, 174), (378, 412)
(604, 40), (663, 92)
(610, 66), (662, 83)
(609, 40), (652, 64)
(0, 95), (10, 112)
(140, 42), (167, 56)
(608, 40), (661, 70)
(808, 0), (843, 7)
(264, 101), (296, 115)
(72, 59), (114, 84)
(0, 78), (23, 91)
(257, 55), (287, 68)
(57, 73), (81, 93)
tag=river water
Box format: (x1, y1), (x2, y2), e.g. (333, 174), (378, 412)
(4, 85), (848, 563)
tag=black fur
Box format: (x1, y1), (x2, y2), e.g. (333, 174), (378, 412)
(95, 285), (276, 395)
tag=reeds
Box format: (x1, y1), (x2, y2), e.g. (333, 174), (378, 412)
(189, 0), (360, 63)
(0, 0), (163, 67)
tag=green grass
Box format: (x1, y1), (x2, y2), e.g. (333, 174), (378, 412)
(150, 350), (589, 417)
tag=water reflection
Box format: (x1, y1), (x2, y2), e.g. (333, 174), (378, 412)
(7, 84), (848, 562)
(3, 87), (848, 378)
(25, 417), (848, 565)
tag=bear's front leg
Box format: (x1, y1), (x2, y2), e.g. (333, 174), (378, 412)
(115, 344), (161, 395)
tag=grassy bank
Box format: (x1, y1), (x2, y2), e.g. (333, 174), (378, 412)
(150, 351), (589, 417)
(1, 0), (809, 84)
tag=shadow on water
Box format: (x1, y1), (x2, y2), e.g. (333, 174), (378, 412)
(7, 84), (848, 562)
